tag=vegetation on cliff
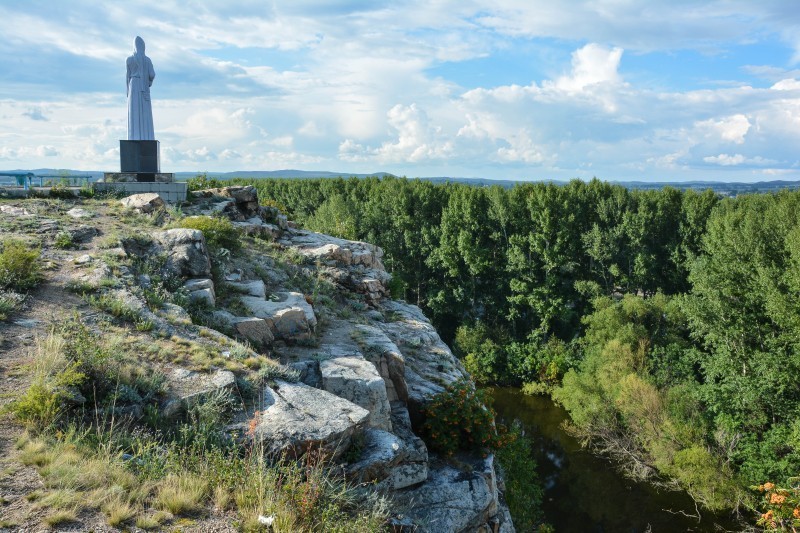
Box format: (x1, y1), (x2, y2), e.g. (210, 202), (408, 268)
(235, 176), (800, 525)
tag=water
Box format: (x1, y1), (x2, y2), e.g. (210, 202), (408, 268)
(489, 387), (741, 532)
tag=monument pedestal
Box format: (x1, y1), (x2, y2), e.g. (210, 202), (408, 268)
(119, 140), (164, 182)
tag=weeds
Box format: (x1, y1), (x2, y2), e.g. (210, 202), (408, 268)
(0, 238), (42, 291)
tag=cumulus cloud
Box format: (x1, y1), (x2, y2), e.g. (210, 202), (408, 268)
(2, 2), (800, 180)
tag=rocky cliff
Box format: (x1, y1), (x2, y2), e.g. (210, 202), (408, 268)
(0, 186), (514, 532)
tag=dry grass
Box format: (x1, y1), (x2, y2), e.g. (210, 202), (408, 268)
(43, 508), (77, 527)
(156, 474), (208, 515)
(102, 496), (136, 526)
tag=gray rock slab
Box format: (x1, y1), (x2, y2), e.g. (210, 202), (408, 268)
(241, 292), (316, 341)
(232, 317), (274, 346)
(394, 457), (500, 533)
(184, 278), (214, 292)
(352, 324), (407, 403)
(346, 428), (406, 484)
(162, 368), (236, 419)
(153, 228), (212, 278)
(248, 380), (369, 460)
(66, 207), (94, 219)
(228, 279), (266, 298)
(320, 356), (392, 431)
(120, 193), (165, 213)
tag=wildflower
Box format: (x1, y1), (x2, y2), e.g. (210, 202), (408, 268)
(769, 493), (786, 505)
(764, 482), (775, 491)
(793, 508), (800, 519)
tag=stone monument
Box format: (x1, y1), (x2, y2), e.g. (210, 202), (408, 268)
(106, 36), (173, 184)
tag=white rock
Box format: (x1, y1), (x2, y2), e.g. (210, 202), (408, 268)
(320, 356), (392, 431)
(120, 193), (165, 213)
(66, 207), (93, 219)
(228, 279), (266, 298)
(246, 380), (369, 460)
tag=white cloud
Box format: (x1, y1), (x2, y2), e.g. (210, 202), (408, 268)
(552, 44), (623, 92)
(694, 114), (751, 144)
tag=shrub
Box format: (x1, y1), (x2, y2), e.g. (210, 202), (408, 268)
(0, 239), (42, 291)
(175, 216), (240, 252)
(421, 380), (509, 456)
(0, 290), (25, 320)
(54, 231), (74, 249)
(496, 422), (544, 531)
(186, 173), (223, 192)
(753, 478), (800, 531)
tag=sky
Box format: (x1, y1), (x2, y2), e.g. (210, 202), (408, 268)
(2, 1), (800, 182)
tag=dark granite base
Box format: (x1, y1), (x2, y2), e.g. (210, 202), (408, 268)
(120, 140), (160, 173)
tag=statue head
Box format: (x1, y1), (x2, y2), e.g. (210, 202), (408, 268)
(134, 36), (145, 55)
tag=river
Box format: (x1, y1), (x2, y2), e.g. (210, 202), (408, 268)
(489, 387), (741, 532)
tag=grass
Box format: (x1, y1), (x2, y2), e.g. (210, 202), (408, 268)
(0, 238), (42, 291)
(156, 474), (208, 515)
(43, 508), (78, 527)
(0, 290), (24, 320)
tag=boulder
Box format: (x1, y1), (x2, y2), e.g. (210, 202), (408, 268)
(241, 292), (316, 341)
(228, 279), (266, 298)
(231, 317), (274, 347)
(120, 193), (165, 213)
(188, 288), (215, 307)
(346, 428), (406, 483)
(320, 356), (392, 431)
(193, 185), (260, 219)
(66, 207), (93, 219)
(245, 380), (369, 460)
(153, 228), (212, 278)
(393, 456), (500, 533)
(352, 324), (407, 403)
(0, 205), (32, 217)
(183, 278), (214, 292)
(161, 368), (236, 419)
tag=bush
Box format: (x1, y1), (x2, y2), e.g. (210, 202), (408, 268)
(0, 290), (25, 320)
(185, 173), (223, 192)
(421, 380), (509, 456)
(496, 422), (544, 531)
(175, 216), (240, 252)
(0, 239), (42, 291)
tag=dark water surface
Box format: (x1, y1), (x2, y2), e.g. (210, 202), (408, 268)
(489, 387), (741, 532)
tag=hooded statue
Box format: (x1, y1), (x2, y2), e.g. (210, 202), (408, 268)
(126, 36), (156, 140)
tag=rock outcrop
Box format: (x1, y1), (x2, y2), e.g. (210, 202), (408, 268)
(114, 185), (515, 532)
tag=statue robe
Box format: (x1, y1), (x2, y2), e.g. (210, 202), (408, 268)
(126, 38), (155, 140)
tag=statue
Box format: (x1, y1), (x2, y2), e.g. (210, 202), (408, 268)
(126, 36), (155, 140)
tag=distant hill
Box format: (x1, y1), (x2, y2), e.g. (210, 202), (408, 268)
(3, 168), (800, 195)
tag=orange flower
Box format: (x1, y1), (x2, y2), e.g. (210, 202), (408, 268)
(769, 493), (786, 505)
(793, 508), (800, 519)
(764, 482), (775, 491)
(762, 510), (774, 520)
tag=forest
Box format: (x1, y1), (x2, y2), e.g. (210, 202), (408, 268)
(198, 175), (800, 519)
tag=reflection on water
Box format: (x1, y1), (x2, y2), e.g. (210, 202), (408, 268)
(489, 387), (741, 532)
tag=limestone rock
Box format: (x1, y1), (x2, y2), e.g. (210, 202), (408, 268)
(162, 368), (236, 419)
(184, 278), (214, 292)
(320, 356), (392, 431)
(394, 456), (500, 533)
(228, 279), (266, 298)
(0, 205), (32, 217)
(352, 324), (408, 403)
(232, 317), (274, 347)
(188, 288), (215, 307)
(66, 207), (93, 219)
(346, 428), (406, 484)
(192, 185), (260, 220)
(377, 301), (467, 419)
(245, 380), (369, 460)
(241, 292), (316, 341)
(153, 228), (212, 278)
(120, 193), (165, 214)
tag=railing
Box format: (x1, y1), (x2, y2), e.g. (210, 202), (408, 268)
(0, 173), (94, 188)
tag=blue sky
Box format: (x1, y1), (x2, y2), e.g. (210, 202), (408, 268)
(2, 1), (800, 182)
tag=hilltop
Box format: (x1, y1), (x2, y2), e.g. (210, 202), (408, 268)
(0, 186), (513, 531)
